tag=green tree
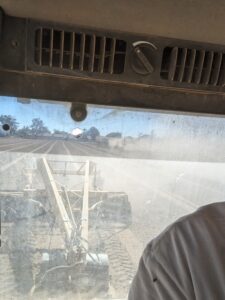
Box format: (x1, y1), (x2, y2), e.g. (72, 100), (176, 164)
(0, 115), (19, 134)
(106, 132), (122, 138)
(53, 129), (67, 135)
(30, 118), (50, 136)
(83, 127), (100, 140)
(17, 126), (32, 137)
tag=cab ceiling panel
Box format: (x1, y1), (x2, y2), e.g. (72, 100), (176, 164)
(1, 0), (225, 45)
(1, 10), (225, 115)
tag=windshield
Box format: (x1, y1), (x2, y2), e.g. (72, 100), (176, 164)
(0, 97), (224, 299)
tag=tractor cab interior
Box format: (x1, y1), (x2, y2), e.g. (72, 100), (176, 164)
(0, 1), (225, 299)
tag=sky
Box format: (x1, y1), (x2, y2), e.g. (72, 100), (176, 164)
(1, 96), (225, 138)
(0, 96), (158, 137)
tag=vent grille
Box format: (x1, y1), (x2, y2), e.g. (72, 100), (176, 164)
(161, 47), (225, 86)
(34, 28), (127, 74)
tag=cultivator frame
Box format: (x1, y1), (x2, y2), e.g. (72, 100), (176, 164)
(0, 157), (132, 297)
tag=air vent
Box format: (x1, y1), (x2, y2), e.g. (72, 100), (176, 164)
(161, 47), (225, 86)
(34, 28), (127, 74)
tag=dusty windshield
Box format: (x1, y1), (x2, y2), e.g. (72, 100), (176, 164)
(0, 97), (224, 299)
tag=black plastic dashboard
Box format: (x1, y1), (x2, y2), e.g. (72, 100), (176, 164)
(1, 9), (225, 115)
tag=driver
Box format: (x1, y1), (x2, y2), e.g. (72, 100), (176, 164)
(128, 202), (225, 300)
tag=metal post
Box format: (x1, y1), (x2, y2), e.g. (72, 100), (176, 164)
(80, 161), (90, 253)
(38, 158), (73, 245)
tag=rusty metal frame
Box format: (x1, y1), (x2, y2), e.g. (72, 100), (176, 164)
(80, 161), (90, 253)
(38, 158), (74, 245)
(38, 157), (91, 256)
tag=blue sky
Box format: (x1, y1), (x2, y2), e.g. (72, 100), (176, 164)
(1, 96), (224, 138)
(0, 96), (158, 137)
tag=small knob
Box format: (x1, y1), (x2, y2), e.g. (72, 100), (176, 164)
(70, 103), (87, 122)
(131, 42), (156, 75)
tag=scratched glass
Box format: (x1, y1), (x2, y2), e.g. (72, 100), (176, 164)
(0, 97), (224, 299)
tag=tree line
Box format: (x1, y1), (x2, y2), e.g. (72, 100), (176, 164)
(0, 114), (97, 138)
(0, 114), (122, 140)
(0, 115), (50, 136)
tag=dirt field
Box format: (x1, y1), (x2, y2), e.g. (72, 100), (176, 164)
(0, 137), (224, 299)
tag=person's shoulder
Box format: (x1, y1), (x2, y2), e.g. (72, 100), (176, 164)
(196, 201), (225, 218)
(145, 201), (225, 256)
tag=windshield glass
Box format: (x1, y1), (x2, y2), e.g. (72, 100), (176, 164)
(0, 96), (224, 299)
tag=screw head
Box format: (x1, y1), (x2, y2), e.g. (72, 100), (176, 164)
(11, 40), (19, 48)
